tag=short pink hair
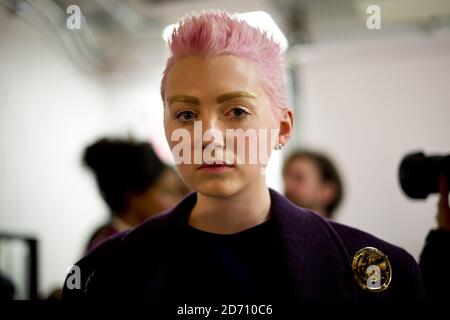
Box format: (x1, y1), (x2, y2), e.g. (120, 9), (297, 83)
(160, 10), (288, 119)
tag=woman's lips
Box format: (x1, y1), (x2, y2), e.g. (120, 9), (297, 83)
(197, 163), (235, 172)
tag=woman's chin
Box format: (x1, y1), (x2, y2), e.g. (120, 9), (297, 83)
(195, 180), (242, 199)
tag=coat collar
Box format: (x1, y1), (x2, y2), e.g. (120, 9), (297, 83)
(159, 188), (358, 300)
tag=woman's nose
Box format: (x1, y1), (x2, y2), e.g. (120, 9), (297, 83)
(201, 114), (222, 133)
(198, 115), (225, 149)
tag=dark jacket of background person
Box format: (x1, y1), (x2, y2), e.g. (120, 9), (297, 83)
(419, 176), (450, 300)
(62, 189), (425, 304)
(420, 229), (450, 300)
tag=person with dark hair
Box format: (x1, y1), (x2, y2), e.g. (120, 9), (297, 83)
(282, 149), (343, 219)
(83, 138), (190, 251)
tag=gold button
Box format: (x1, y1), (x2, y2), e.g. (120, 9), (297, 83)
(352, 247), (392, 292)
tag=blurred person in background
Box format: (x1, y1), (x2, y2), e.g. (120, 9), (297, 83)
(83, 138), (190, 251)
(282, 149), (343, 219)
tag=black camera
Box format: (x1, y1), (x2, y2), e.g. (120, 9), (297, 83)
(399, 151), (450, 199)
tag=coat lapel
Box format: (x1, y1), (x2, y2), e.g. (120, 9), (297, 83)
(268, 189), (358, 300)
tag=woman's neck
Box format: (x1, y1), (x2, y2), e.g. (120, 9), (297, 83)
(188, 177), (272, 234)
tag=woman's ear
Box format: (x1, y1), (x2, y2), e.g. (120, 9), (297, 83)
(278, 107), (294, 146)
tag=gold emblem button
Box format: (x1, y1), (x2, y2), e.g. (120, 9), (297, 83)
(352, 247), (392, 292)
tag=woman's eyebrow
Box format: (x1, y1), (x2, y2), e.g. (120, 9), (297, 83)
(216, 91), (258, 103)
(166, 95), (200, 105)
(166, 92), (257, 106)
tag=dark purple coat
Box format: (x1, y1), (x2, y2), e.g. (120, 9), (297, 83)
(62, 188), (424, 302)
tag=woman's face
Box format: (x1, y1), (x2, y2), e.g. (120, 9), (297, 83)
(163, 55), (291, 198)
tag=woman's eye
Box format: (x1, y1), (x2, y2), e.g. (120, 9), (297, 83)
(228, 107), (250, 120)
(175, 111), (196, 123)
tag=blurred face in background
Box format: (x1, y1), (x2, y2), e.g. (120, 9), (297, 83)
(163, 55), (285, 198)
(128, 168), (190, 221)
(283, 156), (335, 217)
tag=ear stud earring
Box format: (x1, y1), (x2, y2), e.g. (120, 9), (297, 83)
(274, 143), (284, 150)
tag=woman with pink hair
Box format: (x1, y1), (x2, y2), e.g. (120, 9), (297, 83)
(63, 10), (424, 310)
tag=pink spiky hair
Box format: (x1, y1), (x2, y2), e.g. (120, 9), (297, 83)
(160, 10), (288, 119)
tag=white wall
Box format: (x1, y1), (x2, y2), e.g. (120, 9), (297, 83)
(292, 31), (450, 260)
(0, 7), (110, 297)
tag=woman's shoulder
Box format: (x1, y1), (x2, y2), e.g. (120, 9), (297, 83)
(277, 190), (417, 263)
(327, 219), (418, 268)
(331, 219), (425, 297)
(84, 208), (179, 260)
(61, 230), (129, 300)
(293, 203), (419, 267)
(279, 194), (424, 298)
(62, 208), (181, 300)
